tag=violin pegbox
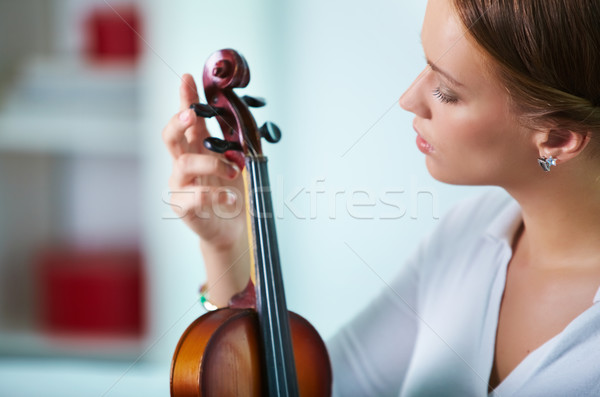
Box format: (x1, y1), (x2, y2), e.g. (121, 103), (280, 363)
(188, 49), (282, 168)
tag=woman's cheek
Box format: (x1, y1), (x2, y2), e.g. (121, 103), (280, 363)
(433, 111), (475, 152)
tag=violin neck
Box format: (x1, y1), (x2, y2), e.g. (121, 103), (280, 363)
(246, 156), (299, 397)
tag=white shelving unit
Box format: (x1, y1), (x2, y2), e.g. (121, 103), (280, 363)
(0, 329), (144, 359)
(0, 2), (161, 395)
(0, 56), (139, 156)
(0, 55), (143, 357)
(0, 357), (169, 397)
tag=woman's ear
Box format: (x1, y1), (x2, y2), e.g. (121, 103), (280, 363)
(534, 128), (591, 163)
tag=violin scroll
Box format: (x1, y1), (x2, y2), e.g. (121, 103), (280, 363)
(203, 50), (249, 90)
(188, 49), (281, 169)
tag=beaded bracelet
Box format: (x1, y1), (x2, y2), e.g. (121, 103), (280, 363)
(199, 283), (218, 311)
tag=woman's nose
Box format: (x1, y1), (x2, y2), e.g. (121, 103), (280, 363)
(399, 68), (431, 119)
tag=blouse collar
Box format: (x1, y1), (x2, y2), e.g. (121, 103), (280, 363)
(483, 193), (600, 304)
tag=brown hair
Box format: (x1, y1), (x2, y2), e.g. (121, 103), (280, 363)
(451, 0), (600, 147)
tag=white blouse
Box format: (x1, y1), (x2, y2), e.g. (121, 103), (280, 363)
(328, 190), (600, 397)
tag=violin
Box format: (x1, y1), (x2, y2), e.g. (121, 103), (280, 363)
(170, 49), (332, 397)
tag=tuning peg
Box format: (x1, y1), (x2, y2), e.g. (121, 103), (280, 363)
(190, 103), (225, 118)
(203, 137), (243, 154)
(241, 95), (266, 108)
(259, 122), (282, 143)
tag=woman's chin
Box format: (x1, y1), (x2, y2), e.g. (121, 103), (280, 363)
(424, 157), (488, 186)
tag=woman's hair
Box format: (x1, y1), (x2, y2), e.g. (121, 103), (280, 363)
(451, 0), (600, 147)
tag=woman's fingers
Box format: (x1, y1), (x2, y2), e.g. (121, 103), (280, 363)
(179, 73), (211, 153)
(169, 153), (240, 187)
(180, 73), (200, 111)
(168, 184), (244, 226)
(162, 110), (194, 158)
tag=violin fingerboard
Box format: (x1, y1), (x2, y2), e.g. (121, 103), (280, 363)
(246, 156), (300, 397)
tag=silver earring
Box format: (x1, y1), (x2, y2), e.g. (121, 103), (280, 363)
(537, 156), (557, 172)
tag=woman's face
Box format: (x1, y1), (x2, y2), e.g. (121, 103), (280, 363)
(400, 0), (540, 187)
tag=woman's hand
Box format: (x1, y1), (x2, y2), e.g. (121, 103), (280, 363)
(162, 74), (247, 250)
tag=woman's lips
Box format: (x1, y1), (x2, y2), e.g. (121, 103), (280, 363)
(416, 135), (434, 154)
(413, 121), (434, 154)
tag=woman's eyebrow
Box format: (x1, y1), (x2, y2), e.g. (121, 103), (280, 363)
(426, 58), (464, 87)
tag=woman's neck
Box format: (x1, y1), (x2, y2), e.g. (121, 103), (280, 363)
(506, 164), (600, 270)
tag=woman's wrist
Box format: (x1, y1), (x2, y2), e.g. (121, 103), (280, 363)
(199, 235), (251, 307)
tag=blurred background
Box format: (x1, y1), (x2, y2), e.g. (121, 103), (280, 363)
(0, 0), (492, 395)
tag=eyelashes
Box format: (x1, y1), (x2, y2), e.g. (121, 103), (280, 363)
(432, 87), (458, 104)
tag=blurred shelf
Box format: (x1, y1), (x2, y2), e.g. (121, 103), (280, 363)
(0, 112), (139, 156)
(0, 357), (168, 397)
(0, 329), (144, 360)
(0, 56), (141, 156)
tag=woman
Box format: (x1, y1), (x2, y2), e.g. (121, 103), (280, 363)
(162, 0), (600, 395)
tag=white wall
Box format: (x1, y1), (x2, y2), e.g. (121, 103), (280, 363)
(140, 0), (492, 364)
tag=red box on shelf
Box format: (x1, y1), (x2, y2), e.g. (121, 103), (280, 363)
(37, 249), (144, 337)
(84, 4), (142, 62)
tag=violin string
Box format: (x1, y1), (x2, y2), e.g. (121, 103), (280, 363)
(343, 241), (499, 395)
(250, 161), (280, 387)
(250, 159), (299, 394)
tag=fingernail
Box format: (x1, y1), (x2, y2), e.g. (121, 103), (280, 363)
(227, 163), (240, 178)
(179, 110), (190, 122)
(224, 190), (237, 205)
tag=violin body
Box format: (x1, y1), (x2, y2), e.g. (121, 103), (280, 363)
(170, 308), (331, 396)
